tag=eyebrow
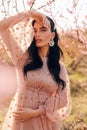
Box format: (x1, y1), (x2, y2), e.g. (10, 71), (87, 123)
(40, 26), (48, 29)
(33, 26), (48, 30)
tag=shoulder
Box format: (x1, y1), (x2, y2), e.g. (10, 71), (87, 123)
(59, 61), (66, 70)
(59, 61), (69, 81)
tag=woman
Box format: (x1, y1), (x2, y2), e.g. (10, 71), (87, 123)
(0, 10), (71, 130)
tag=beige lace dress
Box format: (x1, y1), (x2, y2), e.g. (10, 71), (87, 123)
(1, 31), (71, 130)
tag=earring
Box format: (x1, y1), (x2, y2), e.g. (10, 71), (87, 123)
(49, 39), (55, 47)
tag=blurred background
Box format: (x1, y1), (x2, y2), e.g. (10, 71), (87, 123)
(0, 0), (87, 129)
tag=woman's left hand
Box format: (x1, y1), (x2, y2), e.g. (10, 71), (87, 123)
(13, 107), (35, 121)
(13, 107), (43, 122)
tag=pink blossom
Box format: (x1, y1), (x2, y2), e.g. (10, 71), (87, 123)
(27, 0), (34, 6)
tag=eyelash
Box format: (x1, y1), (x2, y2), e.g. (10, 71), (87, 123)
(42, 30), (47, 31)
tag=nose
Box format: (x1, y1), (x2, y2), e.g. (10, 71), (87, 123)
(35, 30), (40, 37)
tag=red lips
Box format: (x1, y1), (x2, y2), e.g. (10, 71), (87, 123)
(36, 39), (42, 43)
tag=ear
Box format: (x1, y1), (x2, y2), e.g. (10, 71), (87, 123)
(51, 32), (55, 39)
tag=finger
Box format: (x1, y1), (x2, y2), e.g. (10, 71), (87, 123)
(16, 118), (27, 122)
(45, 19), (50, 28)
(13, 113), (20, 116)
(13, 114), (28, 121)
(17, 108), (24, 111)
(42, 16), (50, 28)
(13, 111), (23, 116)
(13, 113), (23, 119)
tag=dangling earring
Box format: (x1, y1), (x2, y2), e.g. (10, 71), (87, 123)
(49, 39), (55, 47)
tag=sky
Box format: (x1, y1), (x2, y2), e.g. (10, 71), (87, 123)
(0, 0), (87, 31)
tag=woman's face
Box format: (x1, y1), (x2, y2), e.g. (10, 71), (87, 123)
(33, 21), (54, 48)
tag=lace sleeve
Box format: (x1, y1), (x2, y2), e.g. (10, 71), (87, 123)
(0, 21), (32, 66)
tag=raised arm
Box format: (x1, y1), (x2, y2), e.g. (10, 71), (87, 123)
(0, 10), (49, 32)
(0, 12), (30, 31)
(0, 10), (50, 66)
(0, 12), (31, 65)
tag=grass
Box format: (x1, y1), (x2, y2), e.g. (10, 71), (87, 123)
(69, 72), (87, 82)
(63, 93), (87, 130)
(62, 67), (87, 129)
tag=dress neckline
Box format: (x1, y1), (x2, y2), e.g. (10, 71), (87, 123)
(41, 56), (47, 61)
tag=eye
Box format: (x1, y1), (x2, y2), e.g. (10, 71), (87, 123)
(40, 27), (48, 32)
(34, 30), (37, 33)
(41, 29), (47, 32)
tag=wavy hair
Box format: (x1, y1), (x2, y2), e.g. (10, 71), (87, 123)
(23, 16), (66, 89)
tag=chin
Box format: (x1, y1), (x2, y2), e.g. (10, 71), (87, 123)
(36, 43), (48, 48)
(36, 43), (43, 48)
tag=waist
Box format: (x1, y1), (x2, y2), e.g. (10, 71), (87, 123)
(25, 85), (51, 96)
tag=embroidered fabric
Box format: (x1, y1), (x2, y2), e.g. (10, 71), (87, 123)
(0, 21), (71, 130)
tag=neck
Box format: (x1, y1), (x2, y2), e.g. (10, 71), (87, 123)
(38, 45), (49, 57)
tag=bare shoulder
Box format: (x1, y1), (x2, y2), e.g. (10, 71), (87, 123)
(59, 61), (68, 79)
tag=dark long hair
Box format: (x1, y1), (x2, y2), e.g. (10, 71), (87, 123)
(23, 16), (66, 89)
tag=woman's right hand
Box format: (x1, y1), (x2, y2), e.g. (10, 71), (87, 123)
(29, 10), (50, 28)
